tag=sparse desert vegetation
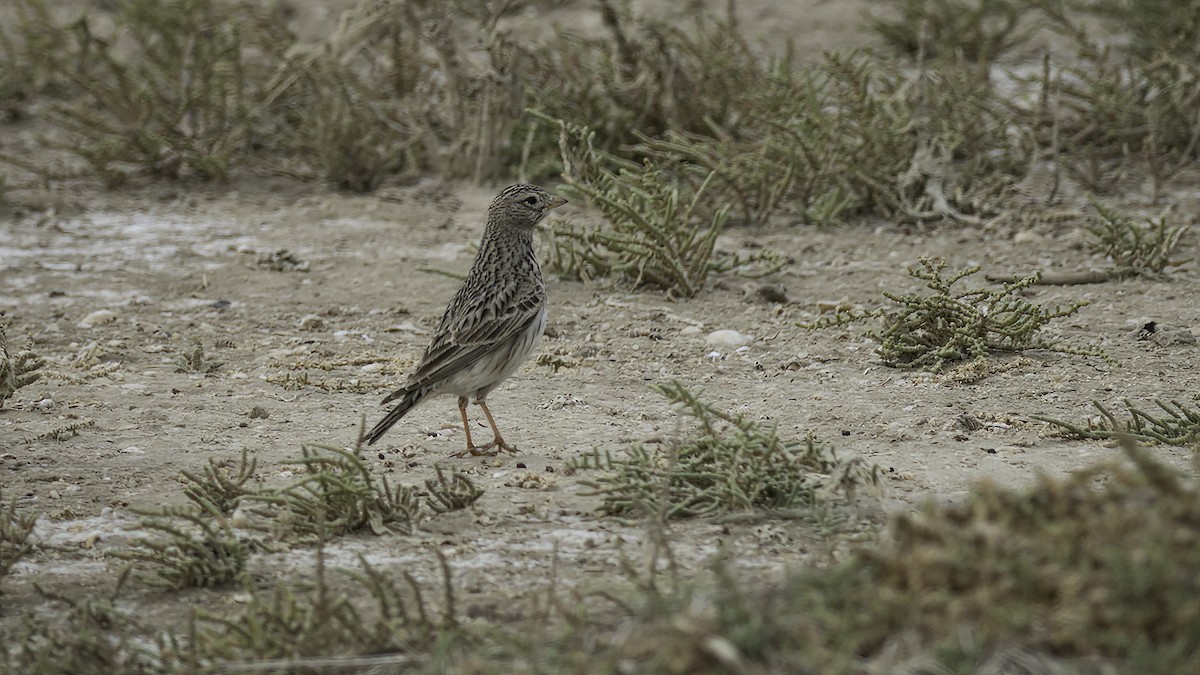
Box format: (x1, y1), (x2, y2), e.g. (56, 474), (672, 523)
(2, 0), (1200, 672)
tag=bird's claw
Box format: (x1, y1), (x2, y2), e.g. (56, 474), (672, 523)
(451, 441), (519, 458)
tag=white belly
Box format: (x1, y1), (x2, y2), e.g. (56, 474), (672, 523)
(441, 305), (546, 400)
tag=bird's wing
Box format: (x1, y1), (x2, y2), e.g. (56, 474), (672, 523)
(404, 275), (544, 391)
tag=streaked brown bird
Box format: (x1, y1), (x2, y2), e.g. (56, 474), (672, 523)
(363, 184), (567, 456)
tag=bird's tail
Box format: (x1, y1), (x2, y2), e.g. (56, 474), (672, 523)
(363, 388), (424, 446)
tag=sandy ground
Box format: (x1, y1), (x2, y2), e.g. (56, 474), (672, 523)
(2, 0), (1199, 656)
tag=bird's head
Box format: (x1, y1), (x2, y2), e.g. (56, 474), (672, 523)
(488, 184), (568, 230)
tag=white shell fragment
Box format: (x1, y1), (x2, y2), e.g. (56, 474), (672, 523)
(705, 329), (753, 348)
(78, 309), (118, 328)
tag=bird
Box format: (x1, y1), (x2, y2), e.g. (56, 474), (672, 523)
(363, 184), (567, 456)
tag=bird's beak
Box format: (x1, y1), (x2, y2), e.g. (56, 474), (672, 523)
(547, 195), (568, 210)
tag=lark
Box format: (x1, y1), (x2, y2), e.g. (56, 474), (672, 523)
(364, 184), (567, 456)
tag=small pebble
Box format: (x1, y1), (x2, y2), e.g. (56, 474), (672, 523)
(1012, 230), (1044, 245)
(297, 314), (325, 331)
(78, 309), (117, 328)
(754, 284), (789, 304)
(706, 329), (753, 348)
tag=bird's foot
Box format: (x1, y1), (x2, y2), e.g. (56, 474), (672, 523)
(451, 440), (519, 458)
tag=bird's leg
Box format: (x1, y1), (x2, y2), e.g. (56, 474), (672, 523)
(450, 395), (513, 458)
(475, 398), (519, 455)
(449, 396), (479, 458)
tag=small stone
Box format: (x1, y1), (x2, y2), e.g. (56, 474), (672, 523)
(754, 284), (789, 304)
(78, 309), (117, 328)
(248, 406), (269, 419)
(1012, 229), (1044, 245)
(706, 329), (753, 348)
(297, 314), (325, 331)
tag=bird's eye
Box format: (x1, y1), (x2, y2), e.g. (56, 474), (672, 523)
(523, 196), (540, 207)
